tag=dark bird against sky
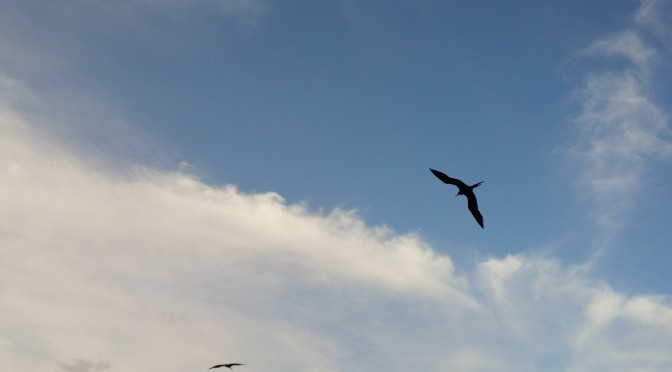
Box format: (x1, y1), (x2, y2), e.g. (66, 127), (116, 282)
(209, 363), (244, 370)
(429, 168), (484, 228)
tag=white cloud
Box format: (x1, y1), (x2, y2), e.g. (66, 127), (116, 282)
(636, 0), (672, 48)
(568, 1), (672, 236)
(3, 90), (672, 371)
(584, 30), (658, 75)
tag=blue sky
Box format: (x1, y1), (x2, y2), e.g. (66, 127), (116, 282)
(2, 1), (672, 371)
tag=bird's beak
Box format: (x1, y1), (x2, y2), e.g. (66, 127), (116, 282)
(454, 193), (459, 197)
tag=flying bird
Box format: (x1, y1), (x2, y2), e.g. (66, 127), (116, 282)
(429, 168), (484, 228)
(209, 363), (244, 370)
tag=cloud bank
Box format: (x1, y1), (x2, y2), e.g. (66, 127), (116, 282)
(2, 82), (672, 371)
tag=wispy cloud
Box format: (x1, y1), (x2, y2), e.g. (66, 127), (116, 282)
(3, 85), (672, 371)
(0, 0), (266, 86)
(568, 0), (672, 236)
(86, 0), (267, 24)
(584, 30), (658, 74)
(636, 0), (672, 49)
(139, 0), (264, 14)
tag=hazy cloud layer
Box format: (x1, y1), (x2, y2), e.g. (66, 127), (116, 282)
(3, 94), (672, 371)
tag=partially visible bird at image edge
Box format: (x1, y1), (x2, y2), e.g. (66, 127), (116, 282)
(209, 363), (244, 370)
(429, 168), (485, 228)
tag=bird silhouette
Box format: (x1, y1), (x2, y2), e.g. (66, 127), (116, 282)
(429, 168), (484, 228)
(209, 363), (244, 370)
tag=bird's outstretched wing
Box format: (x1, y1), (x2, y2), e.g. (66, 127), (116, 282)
(465, 192), (484, 228)
(429, 168), (468, 188)
(209, 364), (244, 369)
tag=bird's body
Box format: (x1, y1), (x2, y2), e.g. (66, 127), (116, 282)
(429, 168), (484, 228)
(209, 363), (244, 370)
